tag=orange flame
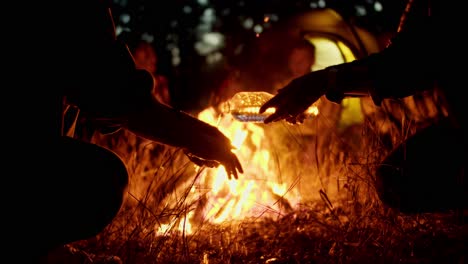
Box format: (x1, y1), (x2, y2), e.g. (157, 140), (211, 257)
(193, 107), (307, 224)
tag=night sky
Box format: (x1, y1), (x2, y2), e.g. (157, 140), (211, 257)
(110, 0), (407, 111)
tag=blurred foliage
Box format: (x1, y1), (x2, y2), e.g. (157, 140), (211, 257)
(111, 0), (407, 111)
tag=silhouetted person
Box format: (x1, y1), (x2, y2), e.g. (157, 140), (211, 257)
(260, 0), (466, 214)
(16, 1), (243, 262)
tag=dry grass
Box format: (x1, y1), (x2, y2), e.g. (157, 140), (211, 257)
(70, 93), (466, 264)
(78, 204), (467, 264)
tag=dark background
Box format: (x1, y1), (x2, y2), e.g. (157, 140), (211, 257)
(110, 0), (407, 112)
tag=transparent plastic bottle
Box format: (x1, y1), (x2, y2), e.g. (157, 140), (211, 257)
(221, 91), (319, 123)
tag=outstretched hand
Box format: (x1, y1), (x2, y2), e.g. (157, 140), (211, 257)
(259, 70), (328, 124)
(125, 98), (244, 180)
(184, 121), (243, 180)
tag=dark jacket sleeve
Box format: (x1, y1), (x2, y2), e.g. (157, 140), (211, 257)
(326, 0), (440, 106)
(365, 20), (437, 105)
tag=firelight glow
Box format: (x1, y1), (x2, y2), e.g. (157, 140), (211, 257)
(195, 107), (306, 224)
(156, 99), (321, 236)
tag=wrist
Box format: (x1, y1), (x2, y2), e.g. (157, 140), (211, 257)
(324, 64), (372, 103)
(324, 66), (343, 104)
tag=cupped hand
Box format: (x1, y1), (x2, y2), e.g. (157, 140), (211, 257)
(184, 122), (243, 180)
(259, 71), (328, 124)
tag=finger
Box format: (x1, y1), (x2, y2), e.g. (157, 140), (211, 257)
(230, 167), (237, 180)
(259, 100), (276, 113)
(234, 157), (243, 174)
(225, 164), (234, 180)
(226, 157), (241, 180)
(231, 155), (243, 176)
(225, 166), (231, 180)
(263, 112), (286, 124)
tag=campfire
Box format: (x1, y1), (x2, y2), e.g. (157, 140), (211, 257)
(190, 102), (314, 224)
(73, 81), (466, 264)
(71, 20), (465, 262)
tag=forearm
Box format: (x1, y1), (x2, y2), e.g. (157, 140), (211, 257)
(324, 59), (374, 104)
(124, 98), (206, 150)
(325, 37), (435, 106)
(325, 18), (437, 106)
